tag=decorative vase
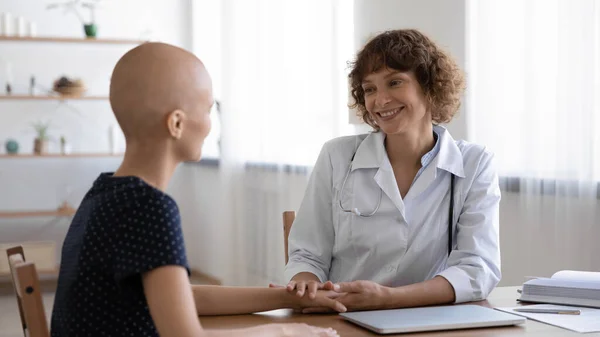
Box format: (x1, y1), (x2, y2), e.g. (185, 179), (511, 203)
(34, 138), (49, 155)
(84, 23), (97, 38)
(60, 142), (72, 155)
(5, 139), (19, 154)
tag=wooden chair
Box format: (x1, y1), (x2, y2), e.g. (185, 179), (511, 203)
(6, 246), (50, 337)
(282, 211), (296, 264)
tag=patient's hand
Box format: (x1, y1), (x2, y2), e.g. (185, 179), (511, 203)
(294, 288), (346, 313)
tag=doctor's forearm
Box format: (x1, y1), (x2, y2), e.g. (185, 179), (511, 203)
(386, 276), (455, 308)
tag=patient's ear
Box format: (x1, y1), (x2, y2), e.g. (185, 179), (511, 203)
(166, 109), (185, 139)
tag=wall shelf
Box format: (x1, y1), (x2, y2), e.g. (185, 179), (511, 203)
(0, 95), (108, 101)
(0, 153), (123, 158)
(0, 36), (145, 45)
(0, 202), (76, 219)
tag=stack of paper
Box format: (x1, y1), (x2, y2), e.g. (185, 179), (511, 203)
(518, 270), (600, 308)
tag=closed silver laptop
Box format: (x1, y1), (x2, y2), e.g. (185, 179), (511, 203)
(339, 305), (526, 334)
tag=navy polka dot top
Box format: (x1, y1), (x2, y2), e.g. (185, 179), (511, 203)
(50, 172), (190, 337)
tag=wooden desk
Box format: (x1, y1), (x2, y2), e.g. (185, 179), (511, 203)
(200, 286), (600, 336)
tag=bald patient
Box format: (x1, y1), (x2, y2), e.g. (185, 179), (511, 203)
(50, 43), (341, 337)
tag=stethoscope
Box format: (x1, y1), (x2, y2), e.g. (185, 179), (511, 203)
(338, 151), (456, 256)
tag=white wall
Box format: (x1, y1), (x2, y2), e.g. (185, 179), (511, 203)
(167, 163), (228, 278)
(499, 193), (600, 285)
(0, 0), (192, 262)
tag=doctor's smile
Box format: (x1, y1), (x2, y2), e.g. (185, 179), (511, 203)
(374, 106), (404, 120)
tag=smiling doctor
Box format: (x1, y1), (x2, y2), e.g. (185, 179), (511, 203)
(284, 29), (501, 312)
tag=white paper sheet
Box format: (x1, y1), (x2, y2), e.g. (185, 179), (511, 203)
(495, 304), (600, 333)
(552, 270), (600, 283)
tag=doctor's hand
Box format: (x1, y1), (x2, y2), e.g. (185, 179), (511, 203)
(285, 279), (338, 299)
(334, 280), (392, 311)
(291, 288), (347, 313)
(269, 282), (346, 313)
(302, 280), (391, 313)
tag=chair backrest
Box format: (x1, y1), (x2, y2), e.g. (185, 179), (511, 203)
(6, 246), (50, 337)
(282, 211), (296, 264)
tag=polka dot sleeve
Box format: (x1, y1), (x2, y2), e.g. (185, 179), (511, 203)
(112, 192), (190, 283)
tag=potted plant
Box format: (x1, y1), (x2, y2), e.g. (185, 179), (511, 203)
(60, 135), (72, 154)
(32, 121), (51, 155)
(46, 0), (102, 38)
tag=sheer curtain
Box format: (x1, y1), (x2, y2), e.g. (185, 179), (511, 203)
(467, 0), (600, 281)
(192, 0), (355, 285)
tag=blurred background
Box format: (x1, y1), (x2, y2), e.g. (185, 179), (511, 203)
(0, 0), (598, 299)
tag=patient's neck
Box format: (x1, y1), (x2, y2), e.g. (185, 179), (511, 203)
(113, 139), (178, 191)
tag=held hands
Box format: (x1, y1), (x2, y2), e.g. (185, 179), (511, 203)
(269, 281), (346, 313)
(280, 280), (391, 313)
(323, 280), (391, 312)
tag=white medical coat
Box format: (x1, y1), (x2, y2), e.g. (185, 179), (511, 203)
(284, 125), (501, 303)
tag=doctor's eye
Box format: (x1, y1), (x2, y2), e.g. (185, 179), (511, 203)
(363, 87), (375, 95)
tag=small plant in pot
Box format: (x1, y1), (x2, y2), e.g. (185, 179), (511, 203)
(32, 121), (51, 155)
(60, 135), (72, 154)
(46, 0), (103, 38)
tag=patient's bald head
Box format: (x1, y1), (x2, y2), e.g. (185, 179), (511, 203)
(110, 42), (213, 162)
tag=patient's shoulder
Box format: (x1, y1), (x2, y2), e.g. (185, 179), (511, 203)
(82, 173), (181, 232)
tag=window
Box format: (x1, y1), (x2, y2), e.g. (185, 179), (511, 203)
(466, 0), (600, 184)
(192, 0), (355, 166)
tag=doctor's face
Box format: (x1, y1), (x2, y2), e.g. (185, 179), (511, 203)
(362, 68), (431, 135)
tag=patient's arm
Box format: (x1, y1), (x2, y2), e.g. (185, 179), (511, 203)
(191, 283), (346, 315)
(144, 265), (340, 337)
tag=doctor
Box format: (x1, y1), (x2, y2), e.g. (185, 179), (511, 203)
(284, 29), (501, 312)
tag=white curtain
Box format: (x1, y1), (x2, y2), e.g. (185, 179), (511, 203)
(192, 0), (355, 285)
(467, 0), (600, 281)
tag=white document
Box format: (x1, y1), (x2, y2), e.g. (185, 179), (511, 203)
(552, 270), (600, 283)
(495, 304), (600, 333)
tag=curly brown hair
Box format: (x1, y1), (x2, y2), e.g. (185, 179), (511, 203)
(349, 29), (465, 129)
